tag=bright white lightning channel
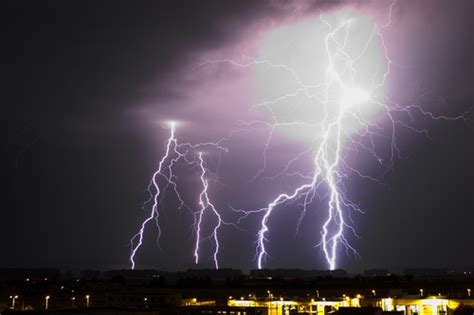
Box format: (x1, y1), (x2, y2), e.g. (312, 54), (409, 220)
(250, 14), (380, 271)
(129, 122), (178, 270)
(194, 152), (225, 269)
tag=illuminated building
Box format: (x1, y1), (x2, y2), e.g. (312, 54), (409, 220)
(225, 295), (474, 315)
(375, 296), (470, 315)
(228, 296), (354, 315)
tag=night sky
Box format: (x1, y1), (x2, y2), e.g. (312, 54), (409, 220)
(1, 0), (473, 272)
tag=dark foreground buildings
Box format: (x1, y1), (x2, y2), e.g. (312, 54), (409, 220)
(0, 268), (473, 315)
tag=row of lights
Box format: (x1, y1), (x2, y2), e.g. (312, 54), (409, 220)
(8, 294), (90, 310)
(9, 288), (472, 310)
(25, 278), (80, 282)
(419, 289), (471, 297)
(229, 288), (472, 302)
(230, 292), (361, 302)
(45, 295), (90, 310)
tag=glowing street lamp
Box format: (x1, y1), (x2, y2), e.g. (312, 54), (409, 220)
(85, 295), (90, 308)
(468, 289), (471, 297)
(10, 295), (19, 309)
(45, 296), (50, 310)
(419, 289), (424, 297)
(267, 290), (274, 299)
(372, 290), (376, 297)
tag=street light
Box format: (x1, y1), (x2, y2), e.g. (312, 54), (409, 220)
(468, 289), (471, 297)
(372, 290), (376, 297)
(45, 296), (50, 310)
(420, 289), (424, 297)
(10, 295), (19, 309)
(85, 295), (90, 308)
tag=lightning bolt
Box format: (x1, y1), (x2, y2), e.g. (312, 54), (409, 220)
(129, 122), (179, 270)
(194, 152), (225, 269)
(245, 10), (389, 271)
(129, 123), (230, 269)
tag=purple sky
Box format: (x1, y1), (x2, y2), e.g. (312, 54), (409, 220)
(2, 0), (473, 272)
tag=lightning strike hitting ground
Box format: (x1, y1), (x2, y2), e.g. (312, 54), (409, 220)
(225, 9), (394, 271)
(129, 123), (228, 269)
(194, 152), (225, 269)
(129, 122), (178, 270)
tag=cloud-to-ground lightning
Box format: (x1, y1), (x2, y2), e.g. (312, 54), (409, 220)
(221, 9), (392, 271)
(194, 152), (225, 269)
(129, 122), (178, 270)
(129, 123), (229, 269)
(202, 1), (465, 270)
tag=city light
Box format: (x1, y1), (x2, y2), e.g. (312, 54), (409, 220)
(45, 295), (50, 310)
(10, 295), (19, 310)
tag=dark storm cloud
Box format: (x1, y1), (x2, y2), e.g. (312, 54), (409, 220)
(1, 0), (472, 271)
(2, 1), (262, 125)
